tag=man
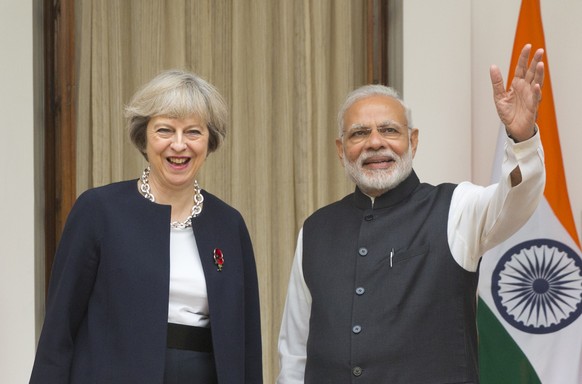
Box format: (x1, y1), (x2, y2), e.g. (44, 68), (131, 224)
(277, 44), (546, 384)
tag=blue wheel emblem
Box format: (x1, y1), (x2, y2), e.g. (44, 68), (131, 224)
(491, 239), (582, 334)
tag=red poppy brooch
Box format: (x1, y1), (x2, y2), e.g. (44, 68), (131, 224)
(213, 248), (224, 272)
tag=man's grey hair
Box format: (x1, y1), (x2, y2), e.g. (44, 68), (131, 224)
(337, 84), (414, 137)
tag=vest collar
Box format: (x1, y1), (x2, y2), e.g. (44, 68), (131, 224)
(353, 170), (420, 210)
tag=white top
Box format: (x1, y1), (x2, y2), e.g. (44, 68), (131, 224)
(277, 133), (546, 383)
(168, 227), (210, 328)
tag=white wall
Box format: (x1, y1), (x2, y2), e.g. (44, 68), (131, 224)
(403, 0), (473, 184)
(0, 0), (39, 382)
(1, 1), (581, 382)
(405, 0), (582, 241)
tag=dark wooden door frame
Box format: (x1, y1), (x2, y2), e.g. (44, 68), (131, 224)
(367, 0), (389, 85)
(44, 0), (76, 293)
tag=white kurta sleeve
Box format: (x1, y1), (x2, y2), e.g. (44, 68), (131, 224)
(277, 228), (312, 384)
(448, 130), (545, 271)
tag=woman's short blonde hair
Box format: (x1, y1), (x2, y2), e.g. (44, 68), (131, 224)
(125, 70), (227, 159)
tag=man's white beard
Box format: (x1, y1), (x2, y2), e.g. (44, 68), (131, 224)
(342, 145), (413, 196)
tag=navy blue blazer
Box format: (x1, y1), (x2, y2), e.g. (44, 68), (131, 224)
(30, 180), (262, 383)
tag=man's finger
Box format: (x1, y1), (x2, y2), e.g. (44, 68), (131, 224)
(490, 65), (506, 99)
(514, 44), (532, 79)
(533, 55), (545, 89)
(525, 48), (544, 84)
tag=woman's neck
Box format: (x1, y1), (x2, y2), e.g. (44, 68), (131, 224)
(143, 178), (196, 222)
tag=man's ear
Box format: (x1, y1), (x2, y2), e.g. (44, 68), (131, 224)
(335, 138), (345, 165)
(410, 128), (419, 158)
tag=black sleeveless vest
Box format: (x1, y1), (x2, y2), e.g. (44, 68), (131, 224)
(303, 171), (479, 384)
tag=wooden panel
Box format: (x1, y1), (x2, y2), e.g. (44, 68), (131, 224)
(44, 0), (76, 293)
(366, 0), (389, 85)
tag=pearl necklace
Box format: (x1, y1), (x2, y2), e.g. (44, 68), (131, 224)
(139, 166), (204, 229)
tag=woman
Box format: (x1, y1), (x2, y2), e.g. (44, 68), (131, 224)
(30, 70), (263, 383)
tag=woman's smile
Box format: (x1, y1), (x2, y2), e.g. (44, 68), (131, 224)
(146, 115), (209, 194)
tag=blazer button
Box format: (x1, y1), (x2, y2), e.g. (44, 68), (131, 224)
(358, 247), (368, 256)
(364, 214), (374, 221)
(355, 287), (365, 295)
(352, 325), (362, 334)
(352, 366), (363, 377)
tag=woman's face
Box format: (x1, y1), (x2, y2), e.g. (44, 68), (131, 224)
(145, 115), (209, 194)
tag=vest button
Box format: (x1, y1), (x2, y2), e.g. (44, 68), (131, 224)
(352, 325), (362, 334)
(358, 247), (368, 256)
(352, 366), (363, 376)
(355, 287), (365, 295)
(364, 214), (374, 221)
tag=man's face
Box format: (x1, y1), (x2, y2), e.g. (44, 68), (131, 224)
(335, 95), (419, 197)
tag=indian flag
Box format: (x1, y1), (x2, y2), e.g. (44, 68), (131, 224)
(477, 0), (582, 383)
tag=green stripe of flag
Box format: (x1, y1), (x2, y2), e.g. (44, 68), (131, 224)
(478, 297), (541, 384)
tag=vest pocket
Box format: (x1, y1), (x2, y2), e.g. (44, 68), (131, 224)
(390, 244), (429, 265)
